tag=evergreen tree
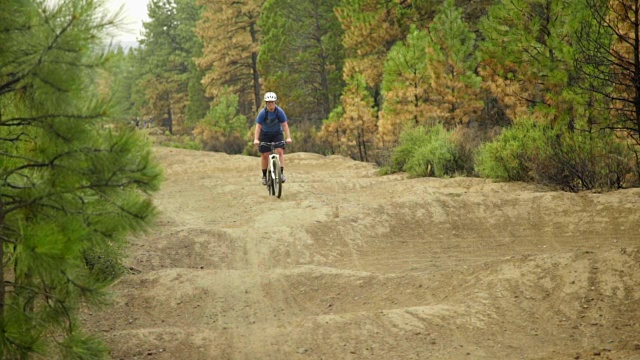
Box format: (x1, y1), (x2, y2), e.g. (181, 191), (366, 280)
(193, 87), (248, 153)
(104, 47), (140, 122)
(335, 0), (440, 91)
(137, 0), (205, 134)
(478, 0), (580, 125)
(318, 106), (346, 154)
(196, 0), (263, 118)
(186, 68), (210, 127)
(335, 0), (405, 90)
(0, 0), (162, 357)
(179, 0), (210, 127)
(574, 0), (640, 152)
(259, 0), (344, 123)
(378, 26), (434, 146)
(128, 47), (152, 123)
(425, 0), (483, 128)
(320, 74), (377, 161)
(378, 1), (483, 146)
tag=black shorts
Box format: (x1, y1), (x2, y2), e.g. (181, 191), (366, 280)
(259, 132), (285, 153)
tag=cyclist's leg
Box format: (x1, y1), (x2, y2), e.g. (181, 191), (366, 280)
(260, 152), (269, 185)
(258, 131), (270, 184)
(261, 152), (269, 171)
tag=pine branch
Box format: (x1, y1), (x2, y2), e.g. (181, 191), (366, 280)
(0, 236), (17, 245)
(1, 113), (104, 127)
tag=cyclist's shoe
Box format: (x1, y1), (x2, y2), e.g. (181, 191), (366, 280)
(281, 174), (287, 183)
(261, 176), (267, 185)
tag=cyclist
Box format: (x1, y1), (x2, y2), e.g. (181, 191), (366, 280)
(253, 92), (292, 185)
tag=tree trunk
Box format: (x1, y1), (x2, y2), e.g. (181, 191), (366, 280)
(0, 210), (6, 359)
(167, 106), (173, 135)
(361, 127), (368, 162)
(414, 82), (419, 125)
(634, 2), (640, 143)
(357, 130), (364, 161)
(0, 211), (4, 318)
(250, 22), (261, 113)
(313, 0), (331, 118)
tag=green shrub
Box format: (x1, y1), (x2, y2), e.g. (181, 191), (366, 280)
(199, 132), (246, 154)
(475, 119), (548, 181)
(450, 125), (500, 176)
(532, 130), (633, 191)
(389, 124), (458, 177)
(158, 135), (202, 151)
(475, 118), (635, 191)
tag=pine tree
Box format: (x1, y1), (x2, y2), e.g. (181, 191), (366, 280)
(196, 0), (263, 117)
(319, 106), (346, 154)
(335, 0), (441, 90)
(193, 87), (248, 153)
(178, 0), (210, 128)
(104, 47), (140, 123)
(478, 0), (580, 125)
(136, 0), (204, 135)
(259, 0), (344, 123)
(425, 0), (483, 128)
(320, 74), (377, 161)
(0, 0), (162, 357)
(575, 0), (640, 151)
(335, 0), (405, 90)
(378, 26), (435, 146)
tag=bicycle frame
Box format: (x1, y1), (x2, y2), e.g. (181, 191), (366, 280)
(260, 141), (285, 198)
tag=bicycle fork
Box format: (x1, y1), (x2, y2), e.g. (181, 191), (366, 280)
(269, 154), (279, 181)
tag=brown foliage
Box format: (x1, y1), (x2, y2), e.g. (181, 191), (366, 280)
(140, 75), (189, 135)
(196, 0), (263, 115)
(319, 75), (377, 161)
(336, 0), (403, 88)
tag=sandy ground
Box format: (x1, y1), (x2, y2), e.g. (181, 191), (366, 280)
(82, 146), (640, 360)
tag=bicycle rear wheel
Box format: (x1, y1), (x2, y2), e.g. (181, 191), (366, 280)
(271, 157), (282, 198)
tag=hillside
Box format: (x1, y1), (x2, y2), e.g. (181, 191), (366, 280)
(83, 146), (640, 360)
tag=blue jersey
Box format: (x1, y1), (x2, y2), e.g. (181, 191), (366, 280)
(256, 106), (287, 134)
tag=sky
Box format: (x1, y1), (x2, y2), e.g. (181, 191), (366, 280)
(103, 0), (151, 42)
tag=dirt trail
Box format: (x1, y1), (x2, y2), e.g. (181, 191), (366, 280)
(84, 146), (640, 360)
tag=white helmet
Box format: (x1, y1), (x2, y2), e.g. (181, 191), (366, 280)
(264, 92), (277, 101)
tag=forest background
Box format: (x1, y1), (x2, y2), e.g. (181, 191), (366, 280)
(112, 0), (640, 191)
(3, 0), (640, 357)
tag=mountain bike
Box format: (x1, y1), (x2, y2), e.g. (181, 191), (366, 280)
(260, 141), (285, 198)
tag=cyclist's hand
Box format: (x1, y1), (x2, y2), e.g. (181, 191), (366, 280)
(286, 138), (292, 144)
(253, 139), (260, 146)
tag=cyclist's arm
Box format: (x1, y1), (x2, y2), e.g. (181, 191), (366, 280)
(282, 122), (292, 143)
(254, 124), (262, 145)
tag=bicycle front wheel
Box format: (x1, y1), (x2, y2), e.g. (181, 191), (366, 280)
(266, 168), (274, 196)
(271, 157), (282, 198)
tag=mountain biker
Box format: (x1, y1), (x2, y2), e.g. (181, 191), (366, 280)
(253, 92), (292, 185)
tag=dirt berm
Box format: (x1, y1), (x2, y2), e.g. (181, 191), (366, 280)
(83, 146), (640, 360)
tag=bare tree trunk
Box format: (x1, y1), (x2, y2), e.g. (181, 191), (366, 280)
(414, 83), (419, 125)
(357, 130), (364, 161)
(167, 106), (173, 135)
(362, 131), (368, 162)
(313, 0), (331, 118)
(634, 2), (640, 141)
(250, 22), (261, 113)
(0, 210), (6, 359)
(0, 211), (4, 318)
